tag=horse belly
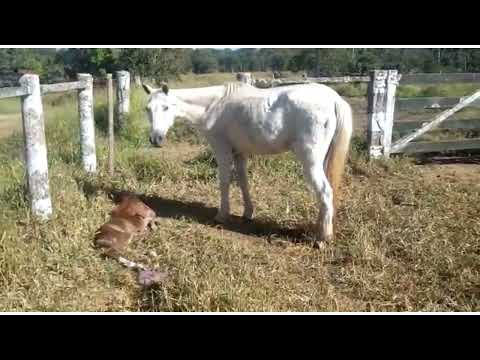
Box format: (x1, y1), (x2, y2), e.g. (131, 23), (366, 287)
(227, 111), (289, 155)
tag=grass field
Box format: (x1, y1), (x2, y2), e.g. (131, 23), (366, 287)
(0, 74), (479, 312)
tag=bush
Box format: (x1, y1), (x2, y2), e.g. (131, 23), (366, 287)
(331, 83), (367, 97)
(397, 83), (480, 98)
(397, 85), (421, 98)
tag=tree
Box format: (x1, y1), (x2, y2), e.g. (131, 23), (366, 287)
(118, 48), (190, 82)
(217, 49), (236, 72)
(0, 49), (46, 77)
(191, 49), (219, 73)
(57, 48), (121, 78)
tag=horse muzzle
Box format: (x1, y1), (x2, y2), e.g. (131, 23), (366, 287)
(149, 134), (164, 148)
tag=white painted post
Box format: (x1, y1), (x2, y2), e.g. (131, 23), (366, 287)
(366, 70), (398, 159)
(116, 70), (130, 129)
(237, 72), (254, 85)
(77, 73), (97, 174)
(384, 70), (399, 157)
(107, 74), (114, 175)
(367, 70), (387, 159)
(19, 74), (53, 220)
(133, 74), (142, 87)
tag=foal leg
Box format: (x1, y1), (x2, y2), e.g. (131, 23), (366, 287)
(234, 154), (254, 221)
(212, 143), (234, 224)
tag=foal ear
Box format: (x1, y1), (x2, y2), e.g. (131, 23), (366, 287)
(142, 83), (155, 95)
(161, 83), (169, 95)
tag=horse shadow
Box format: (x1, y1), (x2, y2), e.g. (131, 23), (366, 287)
(83, 182), (312, 245)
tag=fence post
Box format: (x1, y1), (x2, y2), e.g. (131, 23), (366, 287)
(133, 74), (142, 87)
(237, 72), (254, 85)
(107, 74), (114, 175)
(116, 70), (130, 129)
(77, 73), (97, 174)
(384, 70), (399, 157)
(367, 69), (397, 159)
(19, 74), (53, 220)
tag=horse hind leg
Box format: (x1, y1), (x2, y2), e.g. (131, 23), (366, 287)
(308, 163), (335, 244)
(295, 147), (335, 245)
(212, 143), (234, 224)
(234, 154), (254, 221)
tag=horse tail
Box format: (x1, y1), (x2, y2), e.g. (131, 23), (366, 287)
(325, 96), (353, 212)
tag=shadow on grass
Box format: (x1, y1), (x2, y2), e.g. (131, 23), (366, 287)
(82, 182), (313, 244)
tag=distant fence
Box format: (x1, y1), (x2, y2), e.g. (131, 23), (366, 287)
(238, 71), (480, 159)
(0, 70), (132, 219)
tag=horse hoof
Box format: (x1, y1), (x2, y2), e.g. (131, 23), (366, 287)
(242, 209), (254, 221)
(241, 216), (254, 223)
(312, 241), (327, 250)
(313, 234), (333, 249)
(214, 213), (230, 224)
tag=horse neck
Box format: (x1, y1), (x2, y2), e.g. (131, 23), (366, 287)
(175, 99), (208, 127)
(170, 85), (225, 108)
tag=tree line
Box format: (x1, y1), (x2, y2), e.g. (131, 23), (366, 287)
(2, 48), (480, 83)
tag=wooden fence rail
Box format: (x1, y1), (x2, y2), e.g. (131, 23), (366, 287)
(390, 138), (480, 154)
(0, 86), (29, 99)
(41, 81), (87, 94)
(397, 97), (480, 111)
(306, 75), (371, 83)
(400, 73), (480, 84)
(395, 118), (480, 133)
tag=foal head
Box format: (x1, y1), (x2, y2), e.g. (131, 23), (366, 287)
(142, 83), (177, 147)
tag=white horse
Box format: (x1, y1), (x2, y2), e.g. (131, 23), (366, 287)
(142, 81), (353, 244)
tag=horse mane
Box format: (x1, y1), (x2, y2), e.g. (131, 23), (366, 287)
(202, 82), (256, 114)
(222, 81), (256, 98)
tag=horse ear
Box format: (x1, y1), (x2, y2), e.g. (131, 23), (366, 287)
(142, 83), (154, 95)
(161, 83), (169, 95)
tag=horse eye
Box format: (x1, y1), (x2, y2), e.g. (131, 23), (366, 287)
(163, 106), (169, 111)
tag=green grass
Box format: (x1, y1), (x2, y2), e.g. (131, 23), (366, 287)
(397, 83), (480, 98)
(0, 98), (23, 139)
(329, 83), (367, 97)
(0, 97), (21, 114)
(0, 75), (479, 312)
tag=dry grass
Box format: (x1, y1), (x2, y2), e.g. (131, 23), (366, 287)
(0, 76), (479, 312)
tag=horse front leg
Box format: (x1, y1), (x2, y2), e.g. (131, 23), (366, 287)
(234, 154), (254, 221)
(213, 145), (233, 224)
